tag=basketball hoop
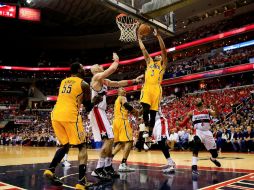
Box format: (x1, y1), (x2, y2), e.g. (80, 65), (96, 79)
(116, 13), (139, 42)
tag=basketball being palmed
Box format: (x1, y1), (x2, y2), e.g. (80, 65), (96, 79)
(138, 24), (151, 36)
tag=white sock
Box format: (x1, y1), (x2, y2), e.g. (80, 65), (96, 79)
(192, 156), (198, 166)
(167, 158), (174, 166)
(63, 154), (68, 162)
(96, 158), (105, 169)
(105, 157), (112, 167)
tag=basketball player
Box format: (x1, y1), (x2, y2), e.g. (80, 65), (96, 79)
(90, 53), (143, 179)
(138, 29), (168, 138)
(111, 88), (141, 172)
(44, 63), (100, 190)
(152, 111), (176, 173)
(179, 98), (221, 175)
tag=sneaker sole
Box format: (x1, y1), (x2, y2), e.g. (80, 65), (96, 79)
(91, 172), (110, 180)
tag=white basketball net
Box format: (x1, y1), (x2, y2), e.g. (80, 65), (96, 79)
(116, 14), (139, 42)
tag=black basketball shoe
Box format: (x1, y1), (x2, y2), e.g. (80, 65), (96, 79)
(210, 158), (221, 167)
(191, 165), (199, 175)
(104, 165), (120, 178)
(91, 167), (110, 180)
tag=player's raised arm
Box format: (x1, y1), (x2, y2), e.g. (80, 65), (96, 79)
(138, 35), (151, 64)
(103, 74), (144, 87)
(154, 29), (168, 68)
(94, 52), (119, 80)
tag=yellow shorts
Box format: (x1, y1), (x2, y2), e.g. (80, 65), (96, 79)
(51, 116), (85, 145)
(140, 84), (162, 111)
(113, 118), (133, 142)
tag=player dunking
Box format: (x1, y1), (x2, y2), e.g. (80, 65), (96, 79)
(111, 88), (141, 172)
(179, 98), (221, 175)
(44, 63), (100, 190)
(152, 111), (176, 173)
(138, 29), (168, 138)
(90, 53), (143, 179)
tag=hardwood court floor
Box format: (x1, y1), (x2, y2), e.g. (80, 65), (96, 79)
(0, 146), (254, 190)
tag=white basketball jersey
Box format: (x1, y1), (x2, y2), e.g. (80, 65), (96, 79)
(192, 109), (211, 131)
(92, 85), (107, 110)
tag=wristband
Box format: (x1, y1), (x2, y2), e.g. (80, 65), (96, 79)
(127, 80), (133, 85)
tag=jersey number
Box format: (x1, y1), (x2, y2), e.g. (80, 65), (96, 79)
(62, 84), (72, 93)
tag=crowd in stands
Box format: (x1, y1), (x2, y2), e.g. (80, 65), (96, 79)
(0, 111), (56, 146)
(171, 11), (254, 46)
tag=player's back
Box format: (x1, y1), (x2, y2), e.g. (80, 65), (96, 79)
(114, 96), (128, 120)
(144, 59), (164, 86)
(52, 76), (83, 122)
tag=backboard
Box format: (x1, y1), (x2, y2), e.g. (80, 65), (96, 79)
(101, 0), (197, 36)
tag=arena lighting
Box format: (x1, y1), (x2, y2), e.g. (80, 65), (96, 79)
(46, 63), (254, 100)
(0, 24), (254, 71)
(26, 0), (33, 4)
(223, 39), (254, 51)
(0, 66), (69, 71)
(19, 7), (41, 22)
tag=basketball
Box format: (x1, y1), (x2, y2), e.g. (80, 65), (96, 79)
(138, 24), (151, 36)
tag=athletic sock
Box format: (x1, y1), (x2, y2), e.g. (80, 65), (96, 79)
(167, 158), (174, 166)
(63, 154), (68, 162)
(96, 158), (105, 169)
(105, 157), (112, 167)
(79, 164), (86, 181)
(192, 156), (198, 166)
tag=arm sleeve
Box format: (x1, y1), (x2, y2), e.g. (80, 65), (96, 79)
(123, 102), (134, 112)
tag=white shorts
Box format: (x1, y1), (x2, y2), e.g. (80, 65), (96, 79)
(89, 107), (114, 142)
(152, 117), (170, 142)
(196, 129), (216, 150)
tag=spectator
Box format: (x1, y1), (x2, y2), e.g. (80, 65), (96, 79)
(168, 128), (179, 150)
(244, 126), (254, 152)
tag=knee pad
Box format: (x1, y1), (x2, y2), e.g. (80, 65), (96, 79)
(193, 136), (201, 155)
(209, 149), (218, 158)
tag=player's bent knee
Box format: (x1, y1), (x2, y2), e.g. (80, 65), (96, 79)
(209, 149), (218, 158)
(77, 143), (86, 151)
(62, 143), (70, 152)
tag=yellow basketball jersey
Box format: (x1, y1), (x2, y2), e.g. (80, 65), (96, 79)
(52, 76), (83, 122)
(114, 96), (128, 120)
(144, 59), (165, 85)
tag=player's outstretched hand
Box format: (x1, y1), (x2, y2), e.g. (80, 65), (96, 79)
(153, 29), (158, 37)
(112, 52), (119, 62)
(135, 74), (144, 83)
